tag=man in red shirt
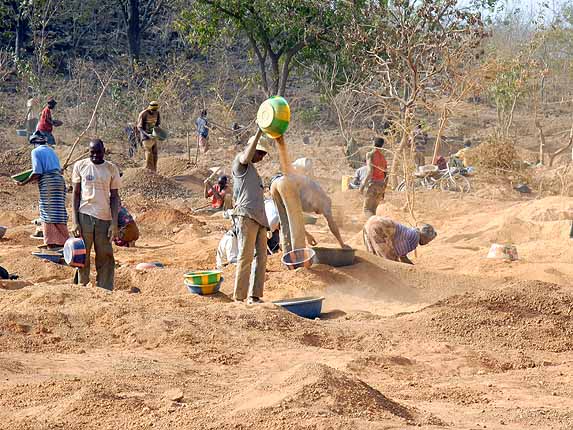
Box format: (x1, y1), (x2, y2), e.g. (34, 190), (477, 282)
(360, 137), (388, 217)
(204, 175), (231, 211)
(36, 98), (62, 145)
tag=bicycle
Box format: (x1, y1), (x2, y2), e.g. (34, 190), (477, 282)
(396, 163), (471, 193)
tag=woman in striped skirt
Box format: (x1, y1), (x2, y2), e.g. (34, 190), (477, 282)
(16, 135), (69, 249)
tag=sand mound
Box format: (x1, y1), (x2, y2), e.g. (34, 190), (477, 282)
(228, 362), (423, 423)
(0, 149), (31, 176)
(3, 254), (74, 283)
(121, 168), (193, 200)
(157, 157), (192, 177)
(420, 280), (573, 353)
(0, 211), (30, 227)
(137, 207), (198, 226)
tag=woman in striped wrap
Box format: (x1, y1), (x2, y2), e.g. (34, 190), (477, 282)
(16, 135), (69, 249)
(363, 216), (436, 265)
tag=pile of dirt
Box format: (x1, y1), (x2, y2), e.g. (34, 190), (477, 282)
(419, 281), (573, 353)
(0, 149), (32, 176)
(120, 168), (193, 201)
(227, 362), (434, 425)
(137, 207), (198, 226)
(0, 211), (30, 227)
(157, 157), (193, 177)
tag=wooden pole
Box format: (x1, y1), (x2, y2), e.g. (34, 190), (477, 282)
(62, 73), (113, 169)
(194, 133), (200, 165)
(186, 131), (191, 163)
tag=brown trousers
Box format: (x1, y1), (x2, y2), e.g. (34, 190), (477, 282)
(143, 138), (158, 172)
(363, 181), (386, 217)
(233, 216), (267, 301)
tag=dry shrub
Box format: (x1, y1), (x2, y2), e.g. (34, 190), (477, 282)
(465, 135), (519, 170)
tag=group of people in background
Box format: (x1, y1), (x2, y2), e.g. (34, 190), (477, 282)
(16, 95), (438, 299)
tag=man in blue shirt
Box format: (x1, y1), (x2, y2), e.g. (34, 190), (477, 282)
(195, 109), (210, 154)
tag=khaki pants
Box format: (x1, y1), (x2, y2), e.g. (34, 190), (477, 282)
(143, 138), (158, 172)
(363, 181), (386, 217)
(76, 213), (115, 290)
(233, 216), (267, 301)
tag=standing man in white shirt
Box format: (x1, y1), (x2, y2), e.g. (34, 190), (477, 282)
(25, 91), (39, 136)
(71, 139), (121, 290)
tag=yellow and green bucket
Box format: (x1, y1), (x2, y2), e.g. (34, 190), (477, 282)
(257, 96), (291, 138)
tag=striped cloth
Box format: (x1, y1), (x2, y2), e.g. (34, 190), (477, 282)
(38, 170), (68, 224)
(393, 223), (420, 257)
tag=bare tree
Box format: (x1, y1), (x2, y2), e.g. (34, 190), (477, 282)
(346, 0), (486, 185)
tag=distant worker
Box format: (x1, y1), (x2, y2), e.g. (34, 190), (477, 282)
(114, 205), (139, 247)
(271, 173), (348, 253)
(15, 134), (68, 250)
(137, 101), (161, 172)
(360, 137), (388, 217)
(363, 216), (436, 265)
(232, 130), (270, 304)
(204, 174), (232, 212)
(452, 140), (472, 168)
(349, 166), (368, 190)
(196, 109), (210, 154)
(25, 91), (40, 136)
(232, 122), (247, 146)
(37, 98), (62, 145)
(72, 139), (121, 290)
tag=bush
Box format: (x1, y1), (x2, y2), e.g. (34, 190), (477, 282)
(465, 135), (519, 170)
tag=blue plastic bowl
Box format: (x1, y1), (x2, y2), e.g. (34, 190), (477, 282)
(273, 296), (325, 319)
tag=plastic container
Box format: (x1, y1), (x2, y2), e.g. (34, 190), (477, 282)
(282, 248), (315, 270)
(185, 277), (224, 295)
(273, 296), (325, 319)
(257, 96), (291, 138)
(184, 270), (222, 285)
(16, 129), (28, 137)
(312, 247), (356, 267)
(487, 244), (518, 261)
(11, 169), (33, 183)
(152, 126), (168, 141)
(64, 238), (86, 268)
(303, 213), (317, 225)
(136, 262), (162, 271)
(341, 175), (352, 191)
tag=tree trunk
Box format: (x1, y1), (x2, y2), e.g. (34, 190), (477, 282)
(432, 105), (449, 163)
(534, 114), (545, 166)
(389, 108), (412, 188)
(127, 0), (141, 64)
(269, 53), (280, 95)
(549, 119), (573, 167)
(15, 12), (28, 62)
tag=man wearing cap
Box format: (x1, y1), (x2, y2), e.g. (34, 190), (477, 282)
(360, 137), (388, 216)
(37, 98), (62, 146)
(232, 129), (270, 304)
(137, 101), (161, 172)
(363, 216), (437, 264)
(204, 175), (232, 212)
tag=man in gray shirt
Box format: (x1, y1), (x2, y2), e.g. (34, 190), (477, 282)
(232, 129), (270, 304)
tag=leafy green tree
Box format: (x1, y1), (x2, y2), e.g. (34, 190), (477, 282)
(178, 0), (364, 96)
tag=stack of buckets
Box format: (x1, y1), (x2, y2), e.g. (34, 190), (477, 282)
(184, 270), (223, 295)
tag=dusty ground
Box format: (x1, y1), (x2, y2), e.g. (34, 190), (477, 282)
(1, 129), (573, 430)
